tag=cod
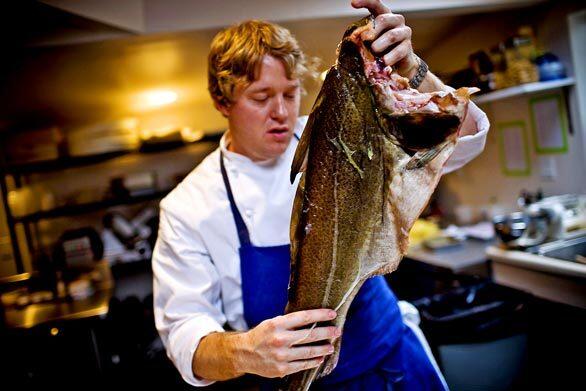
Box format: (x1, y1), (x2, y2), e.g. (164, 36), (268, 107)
(283, 16), (477, 391)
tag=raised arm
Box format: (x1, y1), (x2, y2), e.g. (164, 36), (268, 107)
(351, 0), (490, 171)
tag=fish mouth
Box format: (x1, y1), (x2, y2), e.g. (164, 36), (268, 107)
(342, 18), (478, 152)
(348, 18), (478, 118)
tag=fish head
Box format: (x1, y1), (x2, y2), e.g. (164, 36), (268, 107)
(333, 15), (478, 157)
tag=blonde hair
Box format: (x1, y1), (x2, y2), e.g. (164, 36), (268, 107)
(208, 20), (318, 107)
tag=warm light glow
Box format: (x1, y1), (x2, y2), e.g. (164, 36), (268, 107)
(180, 127), (204, 143)
(133, 89), (178, 111)
(139, 124), (177, 140)
(139, 125), (204, 143)
(50, 327), (59, 336)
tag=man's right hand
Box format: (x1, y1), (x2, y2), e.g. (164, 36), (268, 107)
(239, 309), (341, 378)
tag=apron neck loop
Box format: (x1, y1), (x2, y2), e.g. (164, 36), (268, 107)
(219, 132), (300, 247)
(220, 151), (252, 247)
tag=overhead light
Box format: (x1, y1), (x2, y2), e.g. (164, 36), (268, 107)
(133, 89), (178, 111)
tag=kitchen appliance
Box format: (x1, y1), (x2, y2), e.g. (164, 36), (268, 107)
(109, 171), (157, 198)
(67, 118), (140, 157)
(53, 227), (104, 271)
(493, 194), (586, 249)
(101, 208), (156, 264)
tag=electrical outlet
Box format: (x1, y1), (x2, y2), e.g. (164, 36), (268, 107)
(539, 156), (557, 180)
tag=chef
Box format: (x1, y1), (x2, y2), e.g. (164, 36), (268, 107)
(153, 0), (489, 389)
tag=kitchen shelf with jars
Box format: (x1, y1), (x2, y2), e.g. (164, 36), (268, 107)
(449, 24), (575, 106)
(0, 120), (222, 274)
(473, 77), (575, 105)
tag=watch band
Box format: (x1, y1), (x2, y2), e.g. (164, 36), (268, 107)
(408, 56), (429, 89)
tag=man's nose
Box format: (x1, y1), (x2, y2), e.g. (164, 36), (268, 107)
(271, 95), (288, 121)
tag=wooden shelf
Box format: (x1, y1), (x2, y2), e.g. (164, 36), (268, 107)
(472, 77), (575, 104)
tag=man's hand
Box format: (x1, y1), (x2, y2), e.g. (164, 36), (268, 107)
(193, 309), (340, 381)
(350, 1), (479, 136)
(351, 0), (419, 79)
(238, 309), (341, 378)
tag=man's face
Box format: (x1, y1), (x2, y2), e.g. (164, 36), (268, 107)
(219, 55), (301, 161)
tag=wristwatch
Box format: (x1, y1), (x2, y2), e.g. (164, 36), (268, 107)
(408, 56), (429, 89)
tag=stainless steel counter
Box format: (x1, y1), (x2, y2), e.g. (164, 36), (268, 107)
(3, 260), (114, 329)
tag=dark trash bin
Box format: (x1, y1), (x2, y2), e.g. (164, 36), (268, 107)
(412, 282), (531, 391)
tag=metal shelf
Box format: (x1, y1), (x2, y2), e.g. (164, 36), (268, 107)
(4, 134), (222, 175)
(472, 77), (575, 104)
(13, 189), (172, 223)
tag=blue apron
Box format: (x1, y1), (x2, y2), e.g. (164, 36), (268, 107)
(220, 141), (446, 390)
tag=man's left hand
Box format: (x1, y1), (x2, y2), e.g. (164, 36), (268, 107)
(351, 0), (419, 79)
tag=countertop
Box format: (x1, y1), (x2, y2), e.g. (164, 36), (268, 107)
(486, 245), (586, 279)
(2, 260), (114, 329)
(406, 238), (495, 274)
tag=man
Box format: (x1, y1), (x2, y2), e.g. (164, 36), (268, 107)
(153, 0), (489, 389)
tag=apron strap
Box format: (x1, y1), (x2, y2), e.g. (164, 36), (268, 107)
(220, 150), (252, 246)
(220, 132), (301, 247)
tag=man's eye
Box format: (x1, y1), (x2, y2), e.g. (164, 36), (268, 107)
(253, 96), (268, 102)
(285, 94), (296, 100)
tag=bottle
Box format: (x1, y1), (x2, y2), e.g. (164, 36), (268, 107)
(468, 50), (495, 92)
(505, 35), (539, 85)
(489, 42), (509, 89)
(517, 25), (539, 62)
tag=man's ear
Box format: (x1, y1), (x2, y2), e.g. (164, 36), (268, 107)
(214, 100), (231, 118)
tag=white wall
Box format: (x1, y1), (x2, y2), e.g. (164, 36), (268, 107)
(569, 10), (586, 171)
(427, 2), (586, 221)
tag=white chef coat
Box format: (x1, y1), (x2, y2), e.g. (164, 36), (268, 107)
(152, 103), (490, 387)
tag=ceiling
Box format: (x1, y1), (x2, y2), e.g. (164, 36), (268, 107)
(0, 0), (555, 133)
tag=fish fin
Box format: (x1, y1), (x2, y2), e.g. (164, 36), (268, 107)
(406, 141), (450, 170)
(290, 70), (330, 183)
(290, 128), (310, 184)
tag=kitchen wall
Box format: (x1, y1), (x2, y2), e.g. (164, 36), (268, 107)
(0, 9), (482, 268)
(1, 2), (584, 275)
(426, 2), (586, 222)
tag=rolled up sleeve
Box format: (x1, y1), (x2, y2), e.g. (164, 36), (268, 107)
(443, 102), (490, 174)
(153, 199), (225, 387)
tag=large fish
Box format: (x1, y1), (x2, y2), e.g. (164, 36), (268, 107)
(283, 16), (477, 391)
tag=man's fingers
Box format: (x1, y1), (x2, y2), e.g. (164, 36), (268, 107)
(383, 39), (412, 67)
(361, 13), (404, 40)
(280, 309), (336, 329)
(370, 25), (411, 54)
(283, 357), (325, 376)
(287, 344), (334, 361)
(351, 0), (391, 16)
(289, 326), (340, 346)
